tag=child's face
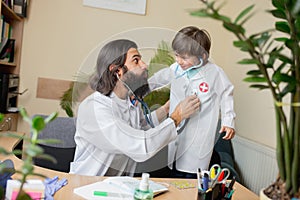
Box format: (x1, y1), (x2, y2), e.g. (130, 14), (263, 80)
(175, 53), (200, 70)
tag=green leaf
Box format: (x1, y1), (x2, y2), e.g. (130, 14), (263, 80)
(2, 132), (25, 139)
(238, 58), (260, 65)
(285, 39), (297, 51)
(272, 72), (294, 84)
(234, 4), (255, 24)
(25, 144), (44, 157)
(233, 40), (249, 48)
(223, 22), (245, 34)
(19, 107), (31, 124)
(246, 70), (262, 76)
(275, 21), (291, 34)
(60, 84), (74, 117)
(0, 113), (3, 122)
(65, 106), (74, 118)
(269, 9), (287, 19)
(0, 147), (10, 155)
(190, 9), (210, 17)
(274, 37), (289, 42)
(249, 84), (269, 90)
(12, 149), (23, 156)
(243, 76), (267, 82)
(279, 83), (296, 98)
(32, 116), (45, 132)
(36, 138), (61, 145)
(277, 53), (293, 64)
(272, 0), (285, 9)
(256, 32), (272, 48)
(45, 112), (58, 124)
(22, 161), (34, 174)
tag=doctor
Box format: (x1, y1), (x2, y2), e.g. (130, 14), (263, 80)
(69, 39), (200, 176)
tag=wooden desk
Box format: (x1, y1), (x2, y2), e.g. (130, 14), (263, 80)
(0, 132), (259, 200)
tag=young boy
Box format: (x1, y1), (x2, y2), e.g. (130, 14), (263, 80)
(149, 26), (236, 178)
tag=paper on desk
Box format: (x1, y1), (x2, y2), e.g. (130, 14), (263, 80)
(73, 176), (168, 199)
(73, 181), (133, 200)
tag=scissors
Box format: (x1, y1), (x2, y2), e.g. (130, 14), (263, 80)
(209, 164), (230, 188)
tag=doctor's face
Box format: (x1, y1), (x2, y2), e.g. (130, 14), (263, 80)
(122, 48), (150, 98)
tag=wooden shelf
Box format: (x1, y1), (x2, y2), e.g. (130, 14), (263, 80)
(0, 60), (17, 67)
(1, 2), (22, 22)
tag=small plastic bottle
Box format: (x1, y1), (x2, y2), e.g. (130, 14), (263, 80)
(134, 173), (154, 200)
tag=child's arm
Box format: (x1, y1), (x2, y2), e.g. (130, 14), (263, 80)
(148, 67), (174, 91)
(218, 68), (236, 139)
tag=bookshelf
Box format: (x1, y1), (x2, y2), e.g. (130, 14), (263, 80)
(0, 1), (25, 131)
(0, 1), (24, 74)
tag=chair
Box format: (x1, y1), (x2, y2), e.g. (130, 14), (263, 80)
(214, 121), (241, 182)
(32, 115), (76, 172)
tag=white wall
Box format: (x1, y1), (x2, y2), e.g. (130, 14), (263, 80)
(18, 0), (276, 149)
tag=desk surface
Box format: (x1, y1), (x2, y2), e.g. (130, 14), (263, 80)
(0, 132), (259, 200)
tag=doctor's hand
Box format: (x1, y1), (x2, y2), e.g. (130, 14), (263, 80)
(220, 126), (235, 140)
(170, 94), (200, 127)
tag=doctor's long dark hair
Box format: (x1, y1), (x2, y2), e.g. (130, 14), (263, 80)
(89, 39), (138, 96)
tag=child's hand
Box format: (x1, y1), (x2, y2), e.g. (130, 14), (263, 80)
(219, 126), (235, 140)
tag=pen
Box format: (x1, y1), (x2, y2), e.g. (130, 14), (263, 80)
(228, 176), (236, 190)
(93, 191), (132, 198)
(225, 189), (235, 198)
(197, 168), (203, 190)
(223, 177), (236, 198)
(202, 173), (209, 191)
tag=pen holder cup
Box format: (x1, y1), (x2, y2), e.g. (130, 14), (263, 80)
(198, 184), (232, 200)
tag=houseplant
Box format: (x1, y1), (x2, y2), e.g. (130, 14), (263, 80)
(189, 0), (300, 199)
(0, 108), (59, 199)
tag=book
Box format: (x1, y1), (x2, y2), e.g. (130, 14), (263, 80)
(0, 16), (3, 42)
(0, 38), (15, 62)
(73, 176), (169, 200)
(0, 37), (9, 55)
(13, 0), (27, 17)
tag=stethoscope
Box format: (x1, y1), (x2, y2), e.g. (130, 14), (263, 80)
(174, 57), (204, 79)
(116, 73), (155, 128)
(174, 57), (204, 134)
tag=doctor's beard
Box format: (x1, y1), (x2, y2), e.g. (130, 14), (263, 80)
(122, 70), (150, 98)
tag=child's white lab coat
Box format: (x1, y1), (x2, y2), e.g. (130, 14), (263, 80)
(149, 62), (236, 173)
(69, 91), (177, 176)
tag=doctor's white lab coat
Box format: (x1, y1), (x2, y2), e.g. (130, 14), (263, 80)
(69, 91), (177, 176)
(149, 62), (236, 173)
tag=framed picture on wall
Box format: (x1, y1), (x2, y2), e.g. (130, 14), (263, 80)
(83, 0), (147, 15)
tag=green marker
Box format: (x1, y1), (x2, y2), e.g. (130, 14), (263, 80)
(93, 191), (132, 198)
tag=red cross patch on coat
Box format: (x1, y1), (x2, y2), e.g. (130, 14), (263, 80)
(199, 82), (209, 93)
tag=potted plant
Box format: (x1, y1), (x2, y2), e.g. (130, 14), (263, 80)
(190, 0), (300, 199)
(0, 108), (59, 200)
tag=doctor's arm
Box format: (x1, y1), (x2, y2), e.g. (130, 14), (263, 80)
(96, 95), (200, 162)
